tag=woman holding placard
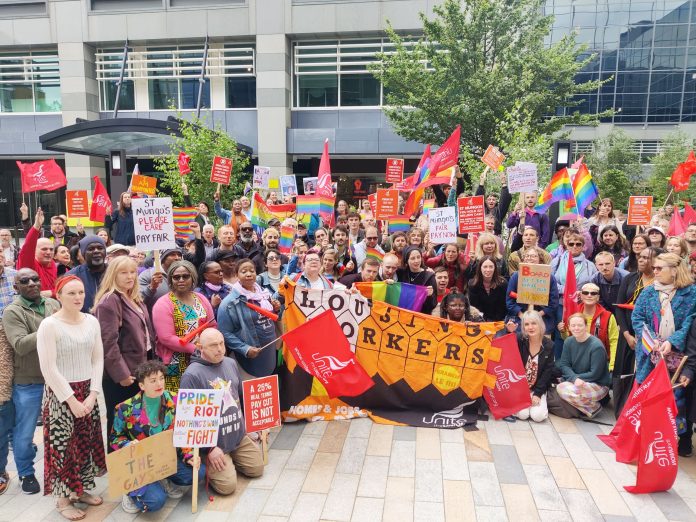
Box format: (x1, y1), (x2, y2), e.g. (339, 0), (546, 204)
(105, 192), (135, 247)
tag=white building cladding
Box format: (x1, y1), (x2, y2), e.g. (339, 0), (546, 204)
(0, 0), (693, 226)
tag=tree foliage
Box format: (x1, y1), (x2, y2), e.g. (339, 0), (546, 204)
(586, 129), (641, 209)
(370, 0), (609, 157)
(154, 115), (251, 208)
(649, 129), (696, 205)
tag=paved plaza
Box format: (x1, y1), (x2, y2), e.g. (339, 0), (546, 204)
(0, 408), (695, 522)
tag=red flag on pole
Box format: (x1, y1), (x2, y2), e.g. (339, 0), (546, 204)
(562, 253), (579, 325)
(394, 145), (431, 191)
(683, 202), (696, 224)
(669, 150), (696, 192)
(316, 139), (333, 199)
(89, 176), (113, 224)
(282, 309), (374, 398)
(17, 159), (67, 193)
(178, 151), (191, 176)
(668, 205), (687, 236)
(482, 333), (532, 419)
(431, 125), (461, 171)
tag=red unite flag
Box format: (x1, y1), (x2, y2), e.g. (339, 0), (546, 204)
(562, 252), (579, 325)
(431, 125), (461, 171)
(282, 309), (374, 398)
(669, 150), (696, 192)
(89, 176), (113, 224)
(17, 159), (67, 193)
(482, 333), (532, 419)
(316, 139), (333, 199)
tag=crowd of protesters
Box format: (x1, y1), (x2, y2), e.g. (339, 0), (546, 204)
(0, 163), (694, 519)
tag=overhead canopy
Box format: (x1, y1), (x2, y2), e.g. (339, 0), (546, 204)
(39, 117), (252, 157)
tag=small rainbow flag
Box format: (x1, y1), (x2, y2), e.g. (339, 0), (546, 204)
(354, 281), (429, 312)
(279, 225), (294, 254)
(388, 215), (411, 234)
(365, 247), (384, 263)
(641, 326), (657, 355)
(571, 164), (599, 215)
(173, 207), (197, 240)
(535, 167), (577, 214)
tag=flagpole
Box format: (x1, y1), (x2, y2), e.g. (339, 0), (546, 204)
(662, 187), (675, 211)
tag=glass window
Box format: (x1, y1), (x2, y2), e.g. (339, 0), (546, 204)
(33, 83), (61, 112)
(614, 92), (648, 117)
(600, 72), (616, 94)
(297, 74), (338, 107)
(619, 48), (652, 69)
(0, 52), (60, 113)
(650, 71), (685, 92)
(620, 25), (654, 48)
(647, 92), (683, 121)
(682, 93), (696, 120)
(616, 71), (650, 92)
(653, 24), (688, 46)
(100, 80), (135, 111)
(180, 78), (210, 109)
(656, 1), (691, 23)
(652, 47), (686, 69)
(340, 74), (380, 106)
(226, 77), (256, 108)
(0, 84), (33, 112)
(568, 93), (598, 114)
(599, 93), (617, 113)
(149, 78), (178, 109)
(602, 51), (618, 71)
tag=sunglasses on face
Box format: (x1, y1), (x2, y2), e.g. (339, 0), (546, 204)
(567, 242), (583, 247)
(172, 273), (192, 281)
(581, 291), (599, 296)
(267, 256), (280, 262)
(18, 276), (40, 284)
(240, 228), (253, 233)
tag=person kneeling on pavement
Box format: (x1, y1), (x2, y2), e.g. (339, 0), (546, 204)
(110, 361), (204, 513)
(180, 328), (265, 495)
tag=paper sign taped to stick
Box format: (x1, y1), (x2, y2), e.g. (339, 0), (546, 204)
(385, 158), (404, 183)
(627, 196), (653, 226)
(243, 375), (281, 433)
(253, 166), (271, 189)
(482, 145), (506, 171)
(132, 197), (177, 251)
(517, 263), (552, 306)
(507, 162), (538, 194)
(210, 156), (233, 185)
(376, 189), (399, 220)
(457, 195), (486, 234)
(131, 174), (157, 196)
(173, 389), (224, 448)
(429, 206), (457, 244)
(66, 190), (89, 218)
(106, 430), (177, 499)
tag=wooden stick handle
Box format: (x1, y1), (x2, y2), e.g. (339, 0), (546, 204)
(671, 355), (688, 384)
(191, 447), (199, 513)
(153, 250), (162, 274)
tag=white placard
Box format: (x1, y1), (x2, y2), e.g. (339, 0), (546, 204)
(253, 166), (271, 189)
(507, 162), (538, 194)
(173, 389), (224, 448)
(132, 197), (177, 251)
(280, 175), (298, 197)
(428, 206), (457, 244)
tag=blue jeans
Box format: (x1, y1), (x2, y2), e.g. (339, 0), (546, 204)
(0, 400), (14, 473)
(129, 459), (206, 512)
(11, 383), (43, 477)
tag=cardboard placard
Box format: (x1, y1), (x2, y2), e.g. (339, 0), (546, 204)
(457, 195), (486, 234)
(132, 197), (177, 251)
(106, 430), (177, 499)
(627, 196), (653, 226)
(242, 375), (281, 433)
(178, 151), (191, 176)
(173, 389), (224, 448)
(507, 162), (538, 194)
(482, 145), (506, 171)
(130, 174), (157, 196)
(517, 263), (552, 306)
(280, 175), (298, 198)
(303, 177), (317, 195)
(66, 190), (89, 218)
(385, 158), (404, 183)
(210, 156), (233, 185)
(376, 189), (399, 220)
(367, 193), (377, 215)
(253, 166), (271, 189)
(428, 206), (457, 244)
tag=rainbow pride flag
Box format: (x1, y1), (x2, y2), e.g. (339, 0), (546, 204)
(641, 327), (657, 355)
(365, 247), (384, 263)
(354, 281), (429, 312)
(535, 168), (577, 214)
(422, 199), (435, 215)
(251, 192), (296, 228)
(571, 164), (599, 215)
(173, 206), (197, 240)
(279, 225), (294, 254)
(388, 216), (411, 234)
(318, 196), (334, 219)
(295, 195), (318, 216)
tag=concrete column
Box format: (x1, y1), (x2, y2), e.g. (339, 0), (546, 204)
(255, 0), (292, 180)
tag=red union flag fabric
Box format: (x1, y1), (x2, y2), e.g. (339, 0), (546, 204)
(316, 139), (333, 199)
(562, 252), (580, 325)
(670, 150), (696, 192)
(281, 309), (374, 398)
(89, 176), (113, 224)
(431, 125), (461, 171)
(625, 373), (678, 493)
(17, 159), (67, 193)
(178, 151), (191, 176)
(482, 333), (532, 419)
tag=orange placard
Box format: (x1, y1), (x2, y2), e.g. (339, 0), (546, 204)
(66, 190), (89, 218)
(210, 156), (233, 185)
(376, 189), (399, 220)
(130, 174), (157, 196)
(627, 196), (653, 226)
(385, 158), (404, 183)
(482, 145), (506, 171)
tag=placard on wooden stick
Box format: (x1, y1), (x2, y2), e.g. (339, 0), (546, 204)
(482, 145), (506, 171)
(517, 263), (552, 307)
(66, 190), (89, 218)
(627, 196), (653, 226)
(132, 197), (177, 251)
(428, 206), (457, 244)
(242, 375), (281, 433)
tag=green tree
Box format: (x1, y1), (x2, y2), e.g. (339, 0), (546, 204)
(586, 129), (641, 209)
(370, 0), (609, 159)
(598, 168), (632, 208)
(649, 129), (696, 205)
(154, 115), (251, 209)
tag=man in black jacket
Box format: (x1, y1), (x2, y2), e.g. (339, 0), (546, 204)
(474, 168), (512, 236)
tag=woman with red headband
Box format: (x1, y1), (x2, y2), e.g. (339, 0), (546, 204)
(37, 275), (106, 521)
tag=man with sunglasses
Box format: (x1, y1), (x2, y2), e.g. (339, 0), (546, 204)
(352, 226), (384, 266)
(233, 223), (264, 273)
(2, 268), (60, 494)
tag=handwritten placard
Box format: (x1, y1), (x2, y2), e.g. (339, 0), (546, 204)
(457, 195), (486, 234)
(428, 206), (457, 244)
(130, 174), (157, 196)
(517, 263), (552, 306)
(507, 162), (538, 194)
(132, 197), (177, 251)
(242, 375), (281, 433)
(253, 166), (271, 189)
(66, 190), (89, 218)
(106, 430), (177, 499)
(627, 196), (653, 226)
(173, 389), (224, 448)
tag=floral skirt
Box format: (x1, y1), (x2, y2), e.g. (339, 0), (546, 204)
(42, 380), (106, 497)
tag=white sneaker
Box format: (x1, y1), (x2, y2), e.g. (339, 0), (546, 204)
(160, 479), (186, 499)
(121, 494), (140, 514)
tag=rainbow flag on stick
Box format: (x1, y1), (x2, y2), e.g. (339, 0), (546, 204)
(365, 247), (384, 263)
(535, 168), (577, 214)
(641, 327), (657, 355)
(388, 215), (411, 234)
(173, 207), (197, 240)
(571, 164), (599, 215)
(354, 281), (429, 312)
(278, 225), (294, 254)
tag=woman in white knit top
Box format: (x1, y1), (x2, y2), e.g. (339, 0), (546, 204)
(37, 275), (106, 521)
